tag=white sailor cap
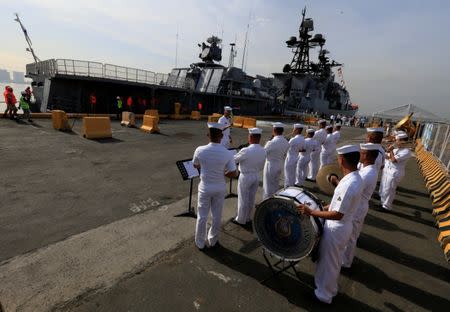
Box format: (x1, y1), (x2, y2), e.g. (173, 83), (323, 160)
(367, 127), (384, 133)
(224, 106), (232, 111)
(337, 144), (360, 155)
(294, 123), (305, 129)
(306, 128), (315, 134)
(360, 143), (382, 151)
(249, 127), (262, 135)
(318, 119), (327, 124)
(396, 133), (408, 140)
(207, 122), (224, 130)
(326, 125), (333, 130)
(272, 122), (285, 128)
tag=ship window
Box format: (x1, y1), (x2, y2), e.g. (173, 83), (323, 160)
(206, 69), (223, 93)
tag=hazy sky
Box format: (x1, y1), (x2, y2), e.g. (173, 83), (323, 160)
(0, 0), (449, 117)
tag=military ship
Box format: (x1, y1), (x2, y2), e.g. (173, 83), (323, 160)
(272, 8), (358, 116)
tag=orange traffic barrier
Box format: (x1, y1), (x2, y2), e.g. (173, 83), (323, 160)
(52, 110), (72, 131)
(120, 111), (136, 127)
(212, 113), (222, 118)
(141, 115), (160, 133)
(82, 117), (112, 139)
(208, 115), (220, 122)
(144, 109), (159, 123)
(243, 117), (257, 129)
(233, 116), (244, 128)
(190, 111), (201, 120)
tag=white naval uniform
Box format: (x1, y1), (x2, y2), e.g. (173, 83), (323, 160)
(379, 147), (412, 210)
(218, 115), (232, 148)
(234, 144), (266, 224)
(193, 143), (236, 248)
(263, 135), (289, 199)
(320, 133), (337, 167)
(315, 171), (363, 304)
(308, 128), (327, 180)
(342, 164), (378, 268)
(295, 138), (317, 186)
(284, 134), (305, 187)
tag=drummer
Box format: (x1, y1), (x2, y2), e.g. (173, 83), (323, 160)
(297, 145), (363, 304)
(232, 127), (266, 226)
(263, 122), (289, 199)
(295, 128), (316, 186)
(342, 143), (380, 268)
(284, 124), (305, 187)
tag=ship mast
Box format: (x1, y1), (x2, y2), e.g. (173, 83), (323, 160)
(14, 13), (40, 64)
(228, 43), (237, 68)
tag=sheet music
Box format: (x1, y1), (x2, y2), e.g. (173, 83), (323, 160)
(183, 161), (199, 178)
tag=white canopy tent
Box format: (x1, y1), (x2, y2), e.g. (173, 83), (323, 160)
(372, 104), (448, 123)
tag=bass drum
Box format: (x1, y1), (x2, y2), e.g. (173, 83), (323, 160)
(254, 187), (323, 261)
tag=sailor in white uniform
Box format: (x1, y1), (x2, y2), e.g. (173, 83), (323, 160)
(320, 125), (336, 167)
(263, 122), (289, 199)
(307, 119), (327, 181)
(233, 128), (266, 225)
(284, 124), (305, 187)
(295, 128), (317, 186)
(332, 123), (341, 143)
(192, 122), (238, 250)
(365, 127), (386, 172)
(342, 143), (380, 268)
(218, 106), (233, 148)
(298, 145), (363, 304)
(378, 132), (412, 212)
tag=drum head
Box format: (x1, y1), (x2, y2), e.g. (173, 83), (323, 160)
(254, 196), (318, 261)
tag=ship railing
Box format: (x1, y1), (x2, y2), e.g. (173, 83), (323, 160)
(418, 121), (450, 170)
(56, 59), (104, 78)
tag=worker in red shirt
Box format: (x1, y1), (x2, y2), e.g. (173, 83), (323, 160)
(127, 96), (133, 112)
(89, 93), (97, 114)
(3, 86), (18, 119)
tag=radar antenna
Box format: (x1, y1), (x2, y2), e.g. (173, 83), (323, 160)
(14, 13), (40, 63)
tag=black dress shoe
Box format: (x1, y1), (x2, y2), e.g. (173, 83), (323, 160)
(374, 205), (390, 213)
(230, 218), (245, 226)
(209, 242), (221, 250)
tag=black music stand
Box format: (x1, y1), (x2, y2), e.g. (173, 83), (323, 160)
(260, 249), (301, 284)
(175, 159), (199, 218)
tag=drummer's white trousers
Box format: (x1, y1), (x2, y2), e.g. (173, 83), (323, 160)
(342, 202), (369, 268)
(195, 187), (226, 249)
(284, 155), (298, 188)
(263, 160), (282, 200)
(236, 173), (259, 224)
(295, 155), (310, 186)
(315, 223), (352, 304)
(379, 168), (403, 210)
(308, 150), (321, 180)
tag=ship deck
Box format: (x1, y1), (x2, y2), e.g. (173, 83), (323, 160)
(0, 118), (448, 311)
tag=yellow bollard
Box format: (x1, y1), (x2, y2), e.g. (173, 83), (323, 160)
(242, 117), (257, 129)
(141, 115), (160, 133)
(190, 111), (201, 120)
(52, 110), (72, 131)
(120, 111), (136, 127)
(144, 109), (159, 123)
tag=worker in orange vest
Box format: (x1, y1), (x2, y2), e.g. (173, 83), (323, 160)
(89, 93), (97, 114)
(3, 86), (18, 119)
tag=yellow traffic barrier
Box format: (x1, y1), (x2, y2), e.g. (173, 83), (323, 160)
(82, 117), (112, 139)
(243, 117), (257, 129)
(212, 113), (222, 118)
(190, 111), (201, 120)
(120, 111), (136, 127)
(171, 102), (184, 119)
(233, 116), (244, 128)
(141, 115), (160, 133)
(52, 110), (72, 131)
(208, 115), (220, 122)
(144, 109), (159, 123)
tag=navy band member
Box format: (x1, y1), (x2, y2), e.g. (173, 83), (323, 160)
(320, 125), (336, 167)
(298, 145), (363, 304)
(192, 122), (238, 250)
(218, 106), (233, 148)
(263, 122), (289, 199)
(284, 124), (305, 187)
(378, 132), (412, 212)
(342, 143), (380, 268)
(307, 119), (327, 181)
(295, 128), (317, 186)
(233, 127), (266, 225)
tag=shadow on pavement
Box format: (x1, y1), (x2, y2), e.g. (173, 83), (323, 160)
(342, 257), (450, 311)
(396, 186), (429, 198)
(205, 245), (381, 311)
(364, 213), (426, 239)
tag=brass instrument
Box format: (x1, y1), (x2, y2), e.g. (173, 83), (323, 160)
(395, 113), (416, 137)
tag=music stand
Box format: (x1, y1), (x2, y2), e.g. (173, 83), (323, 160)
(175, 159), (199, 218)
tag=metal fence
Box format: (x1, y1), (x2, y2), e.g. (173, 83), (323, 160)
(418, 122), (450, 170)
(26, 59), (169, 86)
